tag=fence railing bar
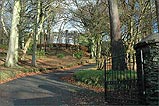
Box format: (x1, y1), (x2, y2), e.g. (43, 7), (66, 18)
(104, 52), (139, 104)
(104, 57), (107, 101)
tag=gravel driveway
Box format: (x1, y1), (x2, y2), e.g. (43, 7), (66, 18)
(0, 64), (107, 106)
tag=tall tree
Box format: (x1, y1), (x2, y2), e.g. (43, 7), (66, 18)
(5, 0), (21, 67)
(32, 0), (41, 66)
(65, 0), (109, 69)
(0, 0), (9, 39)
(0, 0), (3, 44)
(0, 0), (2, 39)
(0, 1), (2, 22)
(108, 0), (127, 70)
(155, 0), (159, 31)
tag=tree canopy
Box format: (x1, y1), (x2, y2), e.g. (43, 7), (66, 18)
(0, 0), (158, 68)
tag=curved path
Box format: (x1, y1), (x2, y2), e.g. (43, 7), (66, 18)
(0, 64), (107, 106)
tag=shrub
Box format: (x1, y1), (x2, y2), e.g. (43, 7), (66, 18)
(57, 53), (65, 58)
(73, 70), (104, 87)
(37, 50), (45, 57)
(23, 68), (39, 73)
(74, 51), (83, 59)
(73, 70), (137, 87)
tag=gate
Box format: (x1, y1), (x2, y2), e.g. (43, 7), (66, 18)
(104, 53), (139, 105)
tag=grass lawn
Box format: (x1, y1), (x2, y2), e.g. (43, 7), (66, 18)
(63, 69), (137, 92)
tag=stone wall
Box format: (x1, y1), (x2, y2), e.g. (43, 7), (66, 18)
(135, 33), (159, 105)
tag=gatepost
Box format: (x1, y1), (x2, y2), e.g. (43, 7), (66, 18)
(134, 33), (159, 105)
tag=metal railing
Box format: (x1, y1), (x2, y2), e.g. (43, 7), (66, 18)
(104, 53), (140, 105)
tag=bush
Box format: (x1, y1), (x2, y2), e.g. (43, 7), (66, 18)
(74, 51), (83, 59)
(23, 68), (39, 73)
(37, 50), (45, 57)
(73, 70), (104, 87)
(57, 53), (65, 58)
(73, 70), (137, 87)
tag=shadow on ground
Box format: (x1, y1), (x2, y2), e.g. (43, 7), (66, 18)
(0, 64), (107, 106)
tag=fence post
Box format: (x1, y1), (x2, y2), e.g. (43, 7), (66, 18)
(104, 56), (107, 101)
(134, 33), (159, 105)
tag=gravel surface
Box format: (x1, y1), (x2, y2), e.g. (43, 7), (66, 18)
(0, 64), (107, 106)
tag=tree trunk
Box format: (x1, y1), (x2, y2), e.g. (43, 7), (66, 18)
(108, 0), (127, 70)
(19, 0), (25, 50)
(89, 37), (96, 59)
(1, 9), (9, 38)
(0, 0), (2, 12)
(1, 0), (9, 38)
(65, 30), (68, 49)
(38, 14), (44, 50)
(0, 1), (2, 22)
(32, 24), (37, 66)
(32, 0), (41, 66)
(155, 0), (159, 31)
(0, 0), (2, 44)
(5, 0), (21, 67)
(46, 19), (51, 44)
(73, 31), (77, 45)
(38, 20), (44, 45)
(21, 33), (32, 60)
(32, 0), (46, 66)
(96, 34), (102, 70)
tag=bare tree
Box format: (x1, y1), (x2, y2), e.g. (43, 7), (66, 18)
(32, 0), (41, 66)
(155, 0), (159, 31)
(64, 0), (109, 69)
(5, 0), (21, 67)
(0, 0), (2, 43)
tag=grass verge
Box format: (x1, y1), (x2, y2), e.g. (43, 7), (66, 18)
(0, 68), (41, 84)
(73, 70), (137, 88)
(0, 59), (92, 84)
(73, 70), (104, 87)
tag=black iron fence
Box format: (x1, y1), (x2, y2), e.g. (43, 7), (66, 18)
(104, 53), (140, 105)
(104, 34), (159, 105)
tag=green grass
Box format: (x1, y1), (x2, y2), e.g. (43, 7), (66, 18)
(57, 53), (65, 59)
(106, 70), (137, 81)
(73, 51), (83, 59)
(22, 68), (40, 73)
(0, 68), (40, 82)
(37, 50), (46, 58)
(73, 70), (137, 87)
(0, 45), (8, 50)
(0, 70), (21, 81)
